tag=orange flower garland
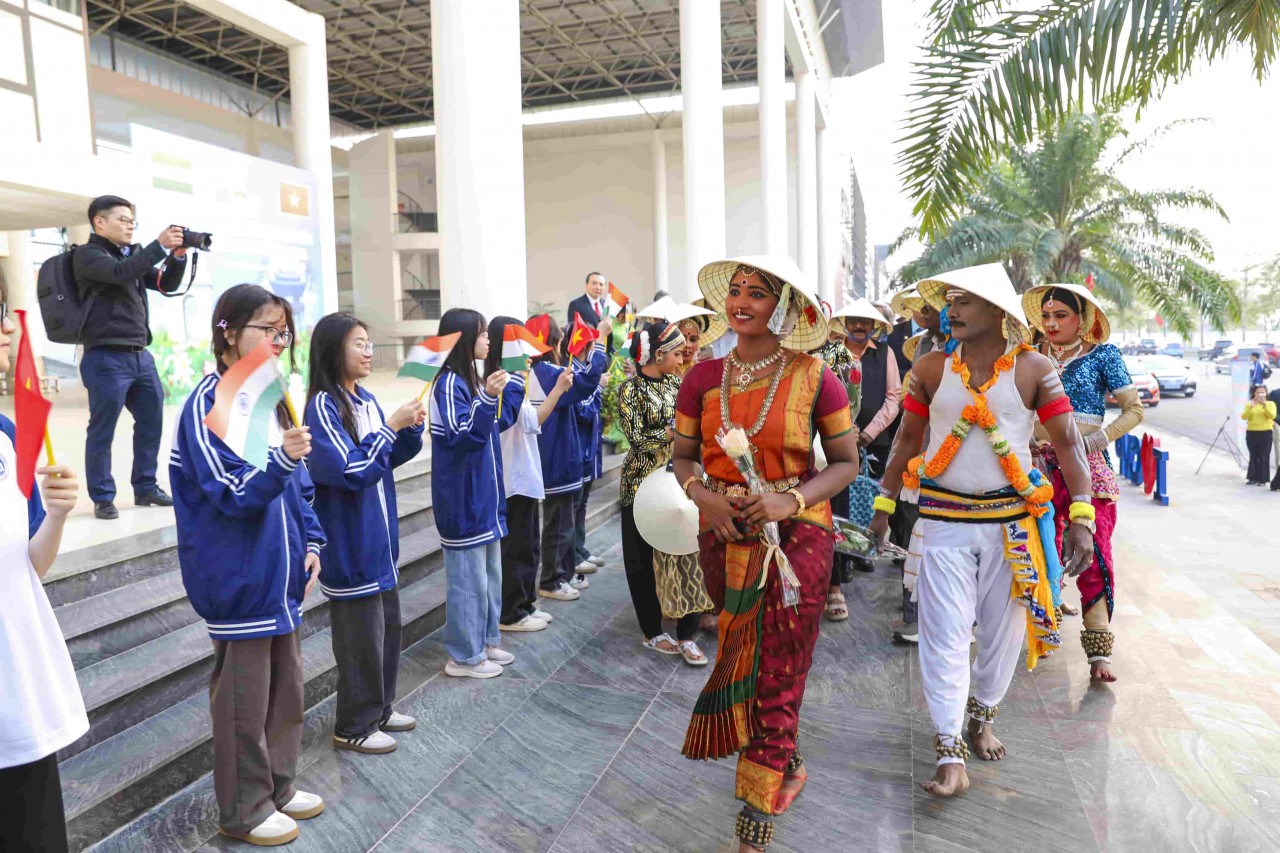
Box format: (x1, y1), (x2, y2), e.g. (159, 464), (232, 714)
(902, 344), (1053, 517)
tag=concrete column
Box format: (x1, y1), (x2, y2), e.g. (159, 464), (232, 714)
(816, 123), (836, 303)
(758, 0), (787, 255)
(287, 22), (339, 320)
(0, 232), (30, 310)
(348, 131), (400, 334)
(795, 70), (818, 282)
(431, 0), (528, 321)
(652, 130), (669, 298)
(679, 0), (726, 302)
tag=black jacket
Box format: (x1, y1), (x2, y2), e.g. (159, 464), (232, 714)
(73, 233), (187, 349)
(567, 293), (616, 355)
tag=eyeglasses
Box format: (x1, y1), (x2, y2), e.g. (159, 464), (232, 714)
(244, 324), (294, 346)
(0, 302), (7, 324)
(352, 340), (375, 356)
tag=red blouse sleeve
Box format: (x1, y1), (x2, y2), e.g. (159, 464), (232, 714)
(674, 359), (722, 438)
(813, 364), (854, 439)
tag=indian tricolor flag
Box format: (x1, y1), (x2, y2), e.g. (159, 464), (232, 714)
(606, 282), (629, 318)
(398, 332), (462, 383)
(203, 338), (286, 471)
(501, 324), (550, 372)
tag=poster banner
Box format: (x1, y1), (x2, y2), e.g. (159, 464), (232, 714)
(1230, 360), (1251, 470)
(127, 124), (326, 400)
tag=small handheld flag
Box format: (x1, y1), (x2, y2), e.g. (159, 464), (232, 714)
(203, 338), (286, 471)
(526, 314), (551, 347)
(606, 282), (629, 318)
(501, 324), (550, 372)
(13, 310), (52, 498)
(399, 332), (462, 385)
(567, 312), (599, 358)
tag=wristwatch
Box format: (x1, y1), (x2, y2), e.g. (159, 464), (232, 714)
(1070, 517), (1097, 535)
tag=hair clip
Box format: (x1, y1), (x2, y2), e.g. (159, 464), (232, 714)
(217, 319), (228, 329)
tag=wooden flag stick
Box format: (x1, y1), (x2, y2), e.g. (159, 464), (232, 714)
(43, 424), (56, 467)
(281, 380), (302, 428)
(417, 380), (433, 403)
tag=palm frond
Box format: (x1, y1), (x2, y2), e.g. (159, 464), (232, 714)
(924, 0), (1012, 46)
(1111, 117), (1210, 166)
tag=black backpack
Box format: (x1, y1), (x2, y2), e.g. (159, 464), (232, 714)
(36, 246), (95, 345)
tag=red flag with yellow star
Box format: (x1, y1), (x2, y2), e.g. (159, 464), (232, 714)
(567, 312), (598, 358)
(14, 309), (52, 499)
(526, 314), (551, 346)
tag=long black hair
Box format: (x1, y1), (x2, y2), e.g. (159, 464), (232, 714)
(438, 307), (486, 394)
(211, 283), (296, 430)
(307, 312), (367, 442)
(484, 315), (523, 378)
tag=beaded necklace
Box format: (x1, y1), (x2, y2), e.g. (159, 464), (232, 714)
(721, 348), (790, 438)
(1044, 339), (1085, 375)
(729, 345), (785, 390)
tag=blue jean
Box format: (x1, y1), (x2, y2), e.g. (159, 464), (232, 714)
(443, 541), (502, 666)
(79, 348), (164, 502)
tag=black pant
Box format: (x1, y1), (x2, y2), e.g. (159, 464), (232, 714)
(540, 491), (577, 590)
(620, 505), (698, 641)
(330, 588), (402, 738)
(79, 347), (164, 503)
(573, 479), (594, 563)
(1246, 430), (1273, 483)
(501, 495), (541, 623)
(896, 501), (920, 623)
(0, 753), (69, 852)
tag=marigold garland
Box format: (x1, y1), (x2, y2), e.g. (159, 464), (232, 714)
(902, 343), (1052, 516)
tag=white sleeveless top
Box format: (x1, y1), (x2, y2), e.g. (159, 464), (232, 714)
(927, 345), (1034, 494)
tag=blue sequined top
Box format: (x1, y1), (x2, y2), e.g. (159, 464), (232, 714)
(1060, 343), (1132, 424)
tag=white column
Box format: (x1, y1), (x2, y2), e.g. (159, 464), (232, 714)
(287, 19), (339, 320)
(757, 0), (787, 254)
(348, 131), (400, 335)
(0, 232), (30, 311)
(431, 0), (528, 321)
(816, 123), (832, 303)
(679, 0), (726, 303)
(795, 70), (818, 282)
(652, 130), (669, 298)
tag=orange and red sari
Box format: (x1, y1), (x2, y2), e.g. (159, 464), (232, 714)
(674, 353), (852, 815)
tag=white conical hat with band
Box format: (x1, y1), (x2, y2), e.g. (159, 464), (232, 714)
(687, 298), (730, 348)
(889, 284), (926, 319)
(633, 468), (700, 555)
(831, 297), (893, 339)
(1021, 283), (1112, 345)
(913, 263), (1031, 338)
(634, 295), (678, 321)
(696, 254), (829, 352)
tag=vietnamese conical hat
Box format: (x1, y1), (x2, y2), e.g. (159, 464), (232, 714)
(889, 284), (926, 319)
(633, 467), (700, 555)
(696, 254), (828, 352)
(687, 298), (730, 348)
(1021, 283), (1111, 345)
(914, 263), (1030, 339)
(832, 297), (893, 339)
(635, 295), (678, 322)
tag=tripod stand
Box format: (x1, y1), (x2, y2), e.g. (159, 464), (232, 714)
(1196, 415), (1245, 474)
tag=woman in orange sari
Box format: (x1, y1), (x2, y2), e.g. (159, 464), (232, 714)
(672, 257), (859, 851)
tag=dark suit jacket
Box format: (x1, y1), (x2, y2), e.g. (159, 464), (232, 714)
(567, 293), (615, 355)
(72, 233), (188, 349)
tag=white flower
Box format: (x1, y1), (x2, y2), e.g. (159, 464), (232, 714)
(721, 427), (752, 460)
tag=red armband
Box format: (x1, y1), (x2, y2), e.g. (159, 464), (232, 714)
(903, 395), (929, 418)
(1037, 396), (1073, 424)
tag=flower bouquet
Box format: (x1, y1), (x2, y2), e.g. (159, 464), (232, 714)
(717, 424), (803, 607)
(838, 359), (863, 424)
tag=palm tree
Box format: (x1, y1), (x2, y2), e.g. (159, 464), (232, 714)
(893, 111), (1238, 336)
(901, 0), (1280, 238)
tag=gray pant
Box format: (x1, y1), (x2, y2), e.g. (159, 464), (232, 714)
(331, 588), (402, 738)
(210, 630), (303, 836)
(540, 491), (577, 590)
(573, 479), (594, 563)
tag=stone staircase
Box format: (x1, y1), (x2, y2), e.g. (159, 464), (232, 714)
(45, 456), (623, 852)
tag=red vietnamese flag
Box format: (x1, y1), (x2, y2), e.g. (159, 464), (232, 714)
(567, 312), (599, 358)
(526, 314), (551, 346)
(13, 309), (52, 499)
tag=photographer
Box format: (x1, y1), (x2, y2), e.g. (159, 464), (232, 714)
(73, 195), (189, 520)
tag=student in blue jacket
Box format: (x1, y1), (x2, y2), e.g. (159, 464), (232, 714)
(305, 313), (425, 755)
(572, 355), (607, 576)
(431, 308), (524, 679)
(170, 284), (326, 847)
(527, 315), (609, 603)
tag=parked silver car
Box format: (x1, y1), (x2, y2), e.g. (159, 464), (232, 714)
(1133, 355), (1197, 397)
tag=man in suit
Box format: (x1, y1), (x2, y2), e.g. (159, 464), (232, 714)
(566, 271), (614, 352)
(73, 195), (188, 519)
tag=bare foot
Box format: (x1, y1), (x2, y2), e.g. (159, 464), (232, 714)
(1090, 660), (1118, 682)
(967, 717), (1007, 761)
(700, 612), (718, 633)
(1059, 602), (1080, 616)
(920, 763), (970, 797)
(739, 842), (765, 853)
(773, 768), (807, 814)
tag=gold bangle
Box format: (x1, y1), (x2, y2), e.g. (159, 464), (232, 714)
(785, 488), (806, 516)
(681, 475), (703, 497)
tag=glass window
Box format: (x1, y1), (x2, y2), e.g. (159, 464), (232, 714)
(33, 0), (81, 15)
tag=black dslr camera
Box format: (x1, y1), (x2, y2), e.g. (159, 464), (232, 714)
(173, 226), (213, 251)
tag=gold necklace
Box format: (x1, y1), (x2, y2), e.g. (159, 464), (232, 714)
(721, 350), (790, 437)
(729, 345), (784, 391)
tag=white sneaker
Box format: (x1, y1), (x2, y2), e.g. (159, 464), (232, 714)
(485, 646), (515, 666)
(575, 560), (598, 575)
(540, 583), (581, 601)
(531, 609), (553, 623)
(569, 574), (591, 590)
(500, 615), (548, 632)
(333, 729), (397, 754)
(587, 554), (606, 568)
(219, 811), (298, 846)
(381, 711), (417, 732)
(445, 659), (503, 679)
(281, 790), (325, 820)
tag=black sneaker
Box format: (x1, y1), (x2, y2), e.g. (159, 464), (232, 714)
(892, 623), (919, 644)
(94, 500), (119, 520)
(136, 488), (174, 508)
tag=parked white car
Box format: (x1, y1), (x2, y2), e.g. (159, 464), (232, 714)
(1133, 355), (1197, 397)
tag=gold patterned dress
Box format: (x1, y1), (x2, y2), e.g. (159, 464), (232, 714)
(618, 373), (715, 620)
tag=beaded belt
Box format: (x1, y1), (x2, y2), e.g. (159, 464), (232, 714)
(703, 475), (801, 499)
(918, 484), (1028, 524)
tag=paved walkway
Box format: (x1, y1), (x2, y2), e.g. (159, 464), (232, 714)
(184, 424), (1278, 853)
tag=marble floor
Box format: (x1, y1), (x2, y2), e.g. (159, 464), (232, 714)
(187, 430), (1279, 853)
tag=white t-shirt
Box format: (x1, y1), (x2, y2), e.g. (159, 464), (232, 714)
(0, 430), (90, 768)
(500, 396), (545, 500)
